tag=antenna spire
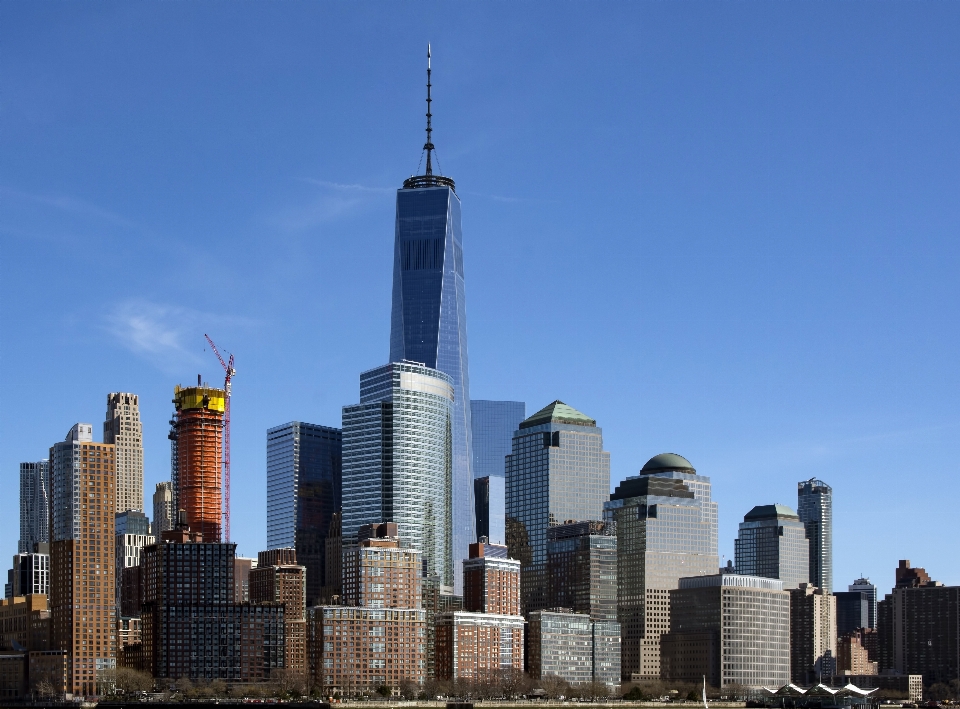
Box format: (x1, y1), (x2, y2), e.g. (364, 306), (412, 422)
(424, 43), (434, 176)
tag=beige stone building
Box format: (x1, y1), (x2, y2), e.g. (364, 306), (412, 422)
(104, 393), (144, 513)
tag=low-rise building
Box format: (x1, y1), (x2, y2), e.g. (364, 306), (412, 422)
(661, 573), (790, 689)
(0, 594), (50, 651)
(527, 610), (620, 688)
(435, 612), (524, 681)
(0, 652), (26, 700)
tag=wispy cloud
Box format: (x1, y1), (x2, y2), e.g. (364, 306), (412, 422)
(272, 179), (393, 231)
(103, 300), (256, 374)
(0, 186), (139, 229)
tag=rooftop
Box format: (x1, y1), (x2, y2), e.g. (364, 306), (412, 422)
(640, 453), (696, 474)
(744, 503), (799, 521)
(519, 400), (596, 430)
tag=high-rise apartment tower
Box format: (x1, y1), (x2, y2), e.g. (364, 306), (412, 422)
(104, 393), (144, 513)
(266, 422), (342, 606)
(797, 478), (832, 593)
(49, 423), (117, 697)
(389, 50), (474, 592)
(152, 482), (175, 536)
(19, 461), (49, 554)
(171, 383), (225, 542)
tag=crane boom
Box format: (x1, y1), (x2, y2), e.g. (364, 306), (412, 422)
(205, 334), (235, 542)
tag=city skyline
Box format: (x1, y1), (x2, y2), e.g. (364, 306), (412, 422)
(3, 2), (960, 590)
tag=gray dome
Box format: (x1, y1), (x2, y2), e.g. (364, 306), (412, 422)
(640, 453), (695, 474)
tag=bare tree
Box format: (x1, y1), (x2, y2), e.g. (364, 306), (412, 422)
(115, 667), (153, 693)
(539, 673), (572, 700)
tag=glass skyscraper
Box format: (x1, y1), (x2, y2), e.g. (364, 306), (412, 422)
(470, 400), (525, 545)
(342, 361), (454, 588)
(505, 400), (610, 615)
(797, 477), (833, 592)
(266, 422), (342, 606)
(849, 577), (878, 628)
(603, 453), (719, 680)
(389, 54), (474, 592)
(735, 504), (809, 591)
(19, 460), (49, 554)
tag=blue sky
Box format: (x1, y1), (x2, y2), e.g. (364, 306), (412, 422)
(2, 2), (959, 590)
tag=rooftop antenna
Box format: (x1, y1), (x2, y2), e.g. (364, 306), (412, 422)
(424, 43), (434, 176)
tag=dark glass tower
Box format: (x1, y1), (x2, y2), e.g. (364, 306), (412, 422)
(389, 46), (474, 592)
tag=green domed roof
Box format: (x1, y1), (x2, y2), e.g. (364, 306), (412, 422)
(519, 400), (596, 430)
(744, 504), (799, 521)
(640, 453), (695, 474)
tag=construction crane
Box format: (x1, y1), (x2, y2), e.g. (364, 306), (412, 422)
(205, 334), (236, 542)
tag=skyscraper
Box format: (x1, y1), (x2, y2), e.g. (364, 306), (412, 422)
(849, 577), (878, 628)
(603, 453), (719, 680)
(342, 361), (453, 587)
(389, 49), (473, 591)
(152, 482), (174, 536)
(19, 461), (49, 554)
(789, 583), (837, 685)
(471, 401), (525, 544)
(104, 393), (144, 513)
(797, 478), (833, 593)
(171, 383), (225, 542)
(735, 504), (809, 591)
(505, 400), (610, 615)
(114, 511), (154, 617)
(49, 423), (117, 696)
(546, 520), (618, 622)
(266, 422), (342, 606)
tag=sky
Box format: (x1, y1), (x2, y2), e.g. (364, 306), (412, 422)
(2, 1), (959, 591)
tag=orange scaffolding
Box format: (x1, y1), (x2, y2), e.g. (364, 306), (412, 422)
(173, 384), (225, 542)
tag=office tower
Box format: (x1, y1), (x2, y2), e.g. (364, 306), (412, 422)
(152, 482), (174, 536)
(389, 55), (474, 595)
(527, 610), (621, 688)
(797, 478), (833, 593)
(6, 546), (50, 598)
(114, 511), (154, 616)
(546, 520), (618, 622)
(104, 393), (144, 513)
(505, 401), (610, 615)
(789, 583), (837, 685)
(735, 504), (809, 591)
(834, 591), (870, 637)
(876, 560), (960, 685)
(471, 400), (525, 544)
(603, 453), (719, 680)
(660, 574), (790, 689)
(171, 383), (225, 542)
(323, 511), (342, 603)
(19, 461), (49, 554)
(139, 522), (285, 682)
(266, 422), (342, 606)
(233, 557), (256, 603)
(306, 524), (425, 692)
(849, 577), (877, 628)
(463, 540), (519, 615)
(837, 629), (878, 675)
(473, 476), (505, 544)
(342, 362), (453, 587)
(49, 423), (116, 697)
(251, 548), (307, 676)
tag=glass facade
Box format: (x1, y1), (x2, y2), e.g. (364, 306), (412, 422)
(389, 185), (474, 593)
(798, 478), (833, 592)
(473, 475), (505, 545)
(735, 504), (809, 591)
(603, 455), (719, 680)
(266, 422), (342, 606)
(849, 577), (877, 628)
(504, 401), (610, 616)
(342, 362), (453, 586)
(546, 520), (618, 622)
(19, 461), (49, 554)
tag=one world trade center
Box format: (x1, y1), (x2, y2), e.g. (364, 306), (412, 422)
(389, 46), (474, 593)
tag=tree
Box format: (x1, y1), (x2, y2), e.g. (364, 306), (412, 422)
(398, 678), (419, 700)
(927, 684), (953, 702)
(115, 667), (153, 694)
(538, 674), (572, 700)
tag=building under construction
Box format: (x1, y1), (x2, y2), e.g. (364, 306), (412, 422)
(171, 382), (225, 542)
